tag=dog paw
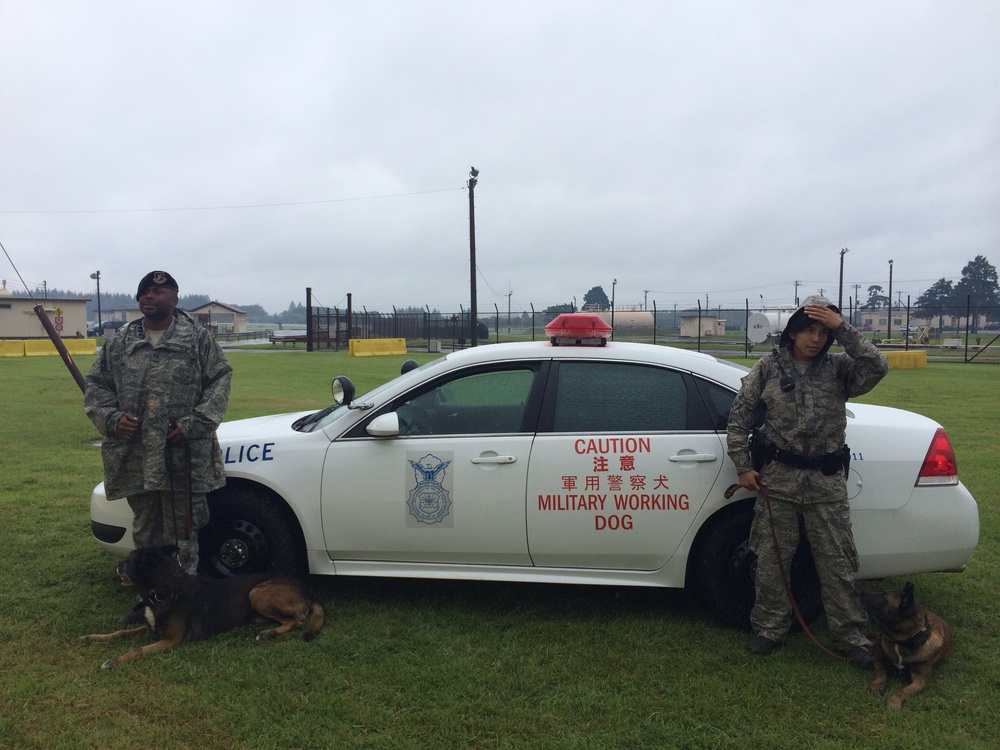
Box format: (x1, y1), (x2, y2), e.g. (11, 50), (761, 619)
(885, 695), (904, 710)
(101, 658), (119, 670)
(256, 629), (278, 641)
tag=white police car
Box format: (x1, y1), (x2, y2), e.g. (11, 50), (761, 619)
(90, 314), (980, 629)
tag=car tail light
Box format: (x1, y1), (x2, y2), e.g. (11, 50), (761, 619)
(915, 428), (959, 487)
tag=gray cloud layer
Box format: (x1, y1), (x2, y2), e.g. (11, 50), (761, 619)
(2, 1), (996, 314)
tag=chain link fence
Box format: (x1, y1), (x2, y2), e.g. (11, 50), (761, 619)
(302, 300), (999, 364)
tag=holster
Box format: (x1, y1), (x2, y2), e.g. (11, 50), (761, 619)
(749, 429), (777, 472)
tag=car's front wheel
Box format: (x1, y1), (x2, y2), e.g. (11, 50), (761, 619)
(199, 487), (304, 578)
(690, 503), (823, 631)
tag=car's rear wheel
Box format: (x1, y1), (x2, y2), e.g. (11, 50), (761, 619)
(690, 503), (823, 631)
(199, 487), (304, 578)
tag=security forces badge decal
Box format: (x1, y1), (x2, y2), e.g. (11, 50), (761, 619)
(406, 452), (454, 527)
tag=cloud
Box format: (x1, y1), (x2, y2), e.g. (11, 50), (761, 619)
(1, 1), (997, 315)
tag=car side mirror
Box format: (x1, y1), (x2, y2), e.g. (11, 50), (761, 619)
(367, 412), (400, 437)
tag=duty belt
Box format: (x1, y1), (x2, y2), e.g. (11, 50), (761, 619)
(772, 445), (850, 476)
(749, 430), (851, 477)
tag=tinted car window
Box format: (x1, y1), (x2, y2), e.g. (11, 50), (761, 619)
(695, 378), (737, 431)
(395, 367), (537, 436)
(550, 361), (688, 432)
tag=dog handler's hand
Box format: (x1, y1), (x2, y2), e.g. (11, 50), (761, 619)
(116, 412), (139, 439)
(738, 469), (765, 492)
(166, 423), (187, 445)
(804, 304), (843, 331)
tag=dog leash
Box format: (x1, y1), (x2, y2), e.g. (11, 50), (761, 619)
(725, 483), (850, 662)
(165, 430), (194, 542)
(182, 440), (193, 540)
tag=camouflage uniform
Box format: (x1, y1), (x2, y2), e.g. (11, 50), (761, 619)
(84, 310), (232, 573)
(727, 296), (888, 649)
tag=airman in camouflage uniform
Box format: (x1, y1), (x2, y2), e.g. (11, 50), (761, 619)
(727, 295), (888, 665)
(84, 271), (232, 574)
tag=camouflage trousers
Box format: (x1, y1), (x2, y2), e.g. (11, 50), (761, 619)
(126, 490), (210, 575)
(749, 467), (870, 648)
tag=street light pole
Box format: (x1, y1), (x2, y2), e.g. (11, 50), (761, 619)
(468, 167), (479, 347)
(89, 271), (102, 331)
(887, 259), (894, 341)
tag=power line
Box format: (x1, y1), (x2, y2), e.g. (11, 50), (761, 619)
(0, 186), (465, 215)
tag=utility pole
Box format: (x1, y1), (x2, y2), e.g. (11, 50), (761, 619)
(611, 279), (618, 340)
(838, 247), (850, 310)
(468, 167), (479, 347)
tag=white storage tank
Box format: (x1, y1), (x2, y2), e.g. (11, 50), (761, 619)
(747, 309), (795, 344)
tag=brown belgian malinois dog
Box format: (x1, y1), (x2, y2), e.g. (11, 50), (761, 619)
(855, 582), (952, 708)
(83, 545), (325, 669)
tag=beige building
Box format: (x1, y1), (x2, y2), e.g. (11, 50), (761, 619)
(187, 301), (247, 334)
(679, 313), (726, 337)
(857, 310), (987, 332)
(103, 306), (142, 325)
(0, 282), (90, 339)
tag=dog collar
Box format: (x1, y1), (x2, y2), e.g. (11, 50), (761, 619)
(885, 615), (933, 667)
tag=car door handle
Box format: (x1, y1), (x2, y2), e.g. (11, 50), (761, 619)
(668, 453), (718, 463)
(470, 455), (517, 464)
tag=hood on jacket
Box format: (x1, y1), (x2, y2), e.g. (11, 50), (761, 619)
(778, 294), (840, 358)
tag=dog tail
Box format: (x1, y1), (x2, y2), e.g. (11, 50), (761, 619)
(301, 599), (325, 642)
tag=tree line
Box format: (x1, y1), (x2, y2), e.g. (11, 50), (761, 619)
(861, 256), (998, 331)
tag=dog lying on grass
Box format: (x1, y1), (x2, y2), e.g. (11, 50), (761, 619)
(83, 545), (324, 669)
(855, 582), (952, 708)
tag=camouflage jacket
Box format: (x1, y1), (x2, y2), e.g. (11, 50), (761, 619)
(84, 311), (232, 500)
(727, 321), (888, 475)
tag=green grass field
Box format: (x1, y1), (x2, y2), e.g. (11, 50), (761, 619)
(1, 350), (997, 749)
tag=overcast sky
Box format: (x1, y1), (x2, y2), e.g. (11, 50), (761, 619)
(2, 1), (997, 316)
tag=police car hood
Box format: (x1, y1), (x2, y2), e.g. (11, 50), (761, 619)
(217, 411), (315, 441)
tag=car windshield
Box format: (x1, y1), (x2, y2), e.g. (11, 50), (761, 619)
(292, 356), (446, 433)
